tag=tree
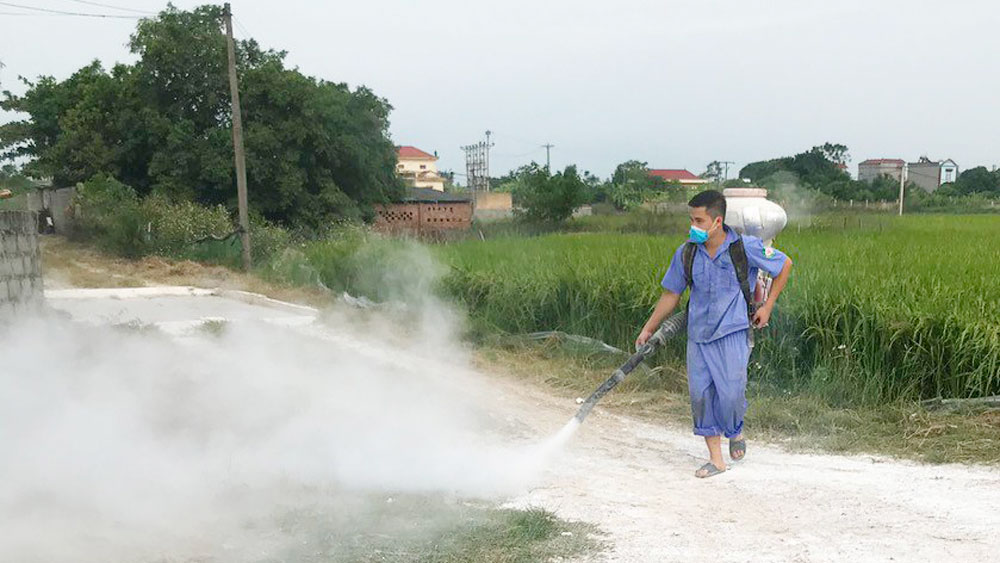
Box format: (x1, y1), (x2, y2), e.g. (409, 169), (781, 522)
(611, 160), (649, 186)
(869, 175), (899, 201)
(739, 143), (853, 200)
(605, 160), (666, 210)
(0, 5), (402, 228)
(953, 166), (1000, 196)
(514, 164), (589, 223)
(815, 142), (849, 165)
(703, 161), (725, 183)
(493, 163), (539, 194)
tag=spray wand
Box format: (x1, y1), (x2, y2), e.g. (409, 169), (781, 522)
(573, 310), (687, 422)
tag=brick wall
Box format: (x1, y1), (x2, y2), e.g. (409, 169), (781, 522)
(0, 211), (43, 318)
(374, 202), (472, 235)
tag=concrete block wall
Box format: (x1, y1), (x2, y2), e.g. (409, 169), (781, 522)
(27, 186), (76, 234)
(0, 211), (43, 318)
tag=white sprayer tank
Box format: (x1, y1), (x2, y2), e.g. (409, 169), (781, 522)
(723, 188), (788, 307)
(723, 188), (787, 245)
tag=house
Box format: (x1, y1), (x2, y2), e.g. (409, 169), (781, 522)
(858, 159), (905, 183)
(396, 146), (446, 191)
(647, 169), (710, 187)
(906, 157), (958, 193)
(374, 187), (472, 236)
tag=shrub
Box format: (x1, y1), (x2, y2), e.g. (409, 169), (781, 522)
(514, 165), (590, 224)
(72, 175), (149, 257)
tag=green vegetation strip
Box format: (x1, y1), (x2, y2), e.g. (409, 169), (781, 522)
(440, 215), (1000, 406)
(265, 494), (600, 563)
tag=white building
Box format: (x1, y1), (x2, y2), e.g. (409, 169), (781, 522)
(396, 146), (446, 192)
(906, 157), (958, 192)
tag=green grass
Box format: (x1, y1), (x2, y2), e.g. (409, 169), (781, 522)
(262, 494), (601, 562)
(439, 215), (1000, 406)
(419, 507), (600, 563)
(117, 211), (999, 409)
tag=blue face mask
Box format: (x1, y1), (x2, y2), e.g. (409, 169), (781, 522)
(689, 225), (709, 244)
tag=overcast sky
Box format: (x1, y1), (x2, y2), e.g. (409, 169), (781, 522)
(2, 0), (998, 179)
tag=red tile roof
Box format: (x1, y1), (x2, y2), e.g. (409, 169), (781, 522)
(648, 169), (702, 181)
(397, 146), (437, 160)
(859, 159), (904, 165)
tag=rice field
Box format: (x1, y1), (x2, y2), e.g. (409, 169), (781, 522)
(438, 215), (1000, 405)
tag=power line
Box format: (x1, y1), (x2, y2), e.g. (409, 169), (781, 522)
(0, 1), (141, 18)
(233, 15), (251, 38)
(59, 0), (154, 14)
(492, 148), (542, 159)
(0, 10), (78, 16)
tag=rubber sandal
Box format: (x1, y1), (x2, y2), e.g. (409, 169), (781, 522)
(695, 462), (726, 478)
(729, 439), (746, 461)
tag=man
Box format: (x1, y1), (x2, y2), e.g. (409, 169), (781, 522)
(636, 190), (792, 478)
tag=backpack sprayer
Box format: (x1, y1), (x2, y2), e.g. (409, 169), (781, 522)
(571, 187), (788, 424)
(572, 235), (755, 423)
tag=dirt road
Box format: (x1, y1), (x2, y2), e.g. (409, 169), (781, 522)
(489, 375), (1000, 562)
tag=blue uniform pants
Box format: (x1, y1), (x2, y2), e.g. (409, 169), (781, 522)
(686, 329), (750, 438)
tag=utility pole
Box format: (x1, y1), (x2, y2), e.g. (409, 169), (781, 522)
(484, 130), (493, 191)
(720, 160), (735, 183)
(223, 3), (251, 271)
(461, 141), (485, 191)
(542, 143), (555, 172)
(897, 162), (908, 216)
(462, 131), (493, 192)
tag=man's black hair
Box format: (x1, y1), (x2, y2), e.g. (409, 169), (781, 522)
(688, 190), (726, 220)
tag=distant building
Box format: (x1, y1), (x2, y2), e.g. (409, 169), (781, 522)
(858, 159), (905, 183)
(906, 157), (958, 193)
(374, 187), (472, 236)
(396, 146), (446, 191)
(647, 169), (710, 187)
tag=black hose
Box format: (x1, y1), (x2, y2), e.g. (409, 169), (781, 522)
(573, 310), (688, 422)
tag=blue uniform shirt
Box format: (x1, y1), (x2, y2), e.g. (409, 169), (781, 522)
(661, 225), (788, 344)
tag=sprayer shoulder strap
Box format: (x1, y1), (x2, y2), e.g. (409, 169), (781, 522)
(682, 238), (755, 315)
(682, 242), (697, 289)
(728, 237), (756, 322)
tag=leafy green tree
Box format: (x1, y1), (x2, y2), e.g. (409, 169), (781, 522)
(493, 163), (540, 195)
(514, 164), (589, 223)
(953, 166), (1000, 196)
(0, 4), (402, 228)
(605, 159), (670, 210)
(739, 143), (853, 199)
(814, 142), (849, 165)
(869, 175), (899, 201)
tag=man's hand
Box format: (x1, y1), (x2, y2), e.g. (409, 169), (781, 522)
(752, 303), (772, 328)
(636, 291), (681, 351)
(635, 328), (654, 350)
